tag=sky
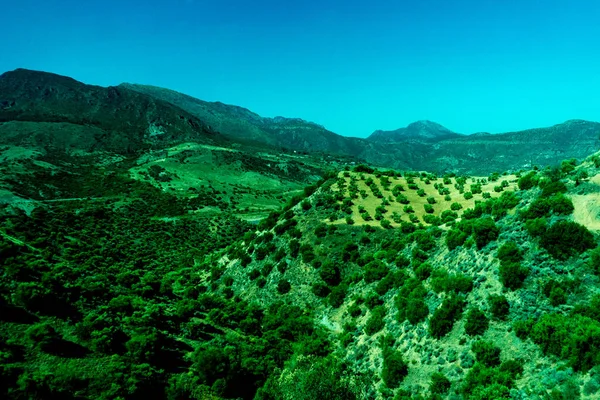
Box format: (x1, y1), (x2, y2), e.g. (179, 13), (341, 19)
(1, 0), (599, 137)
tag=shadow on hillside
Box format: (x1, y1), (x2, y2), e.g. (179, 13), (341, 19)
(42, 338), (90, 358)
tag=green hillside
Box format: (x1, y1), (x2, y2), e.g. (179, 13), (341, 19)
(3, 150), (600, 399)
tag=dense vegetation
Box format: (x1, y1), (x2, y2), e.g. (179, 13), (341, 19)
(2, 155), (600, 399)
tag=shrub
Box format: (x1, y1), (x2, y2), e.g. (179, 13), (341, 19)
(471, 340), (501, 367)
(329, 284), (348, 308)
(464, 192), (474, 200)
(312, 282), (331, 297)
(541, 180), (567, 197)
(464, 308), (489, 336)
(364, 260), (389, 283)
(499, 262), (529, 290)
(427, 196), (436, 204)
(422, 214), (442, 225)
(406, 297), (429, 325)
(320, 261), (341, 286)
(430, 270), (473, 294)
(525, 217), (547, 237)
(488, 295), (510, 320)
(526, 313), (600, 372)
(429, 294), (465, 338)
(497, 242), (523, 264)
(364, 306), (386, 335)
(518, 171), (538, 190)
(549, 194), (574, 215)
(589, 247), (600, 275)
(472, 217), (499, 249)
(414, 263), (432, 280)
(430, 372), (451, 395)
(381, 219), (392, 229)
(381, 348), (409, 388)
(446, 229), (467, 251)
(277, 279), (291, 294)
(540, 221), (595, 260)
(450, 202), (463, 211)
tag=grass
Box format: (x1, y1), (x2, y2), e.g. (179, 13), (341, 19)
(330, 172), (518, 227)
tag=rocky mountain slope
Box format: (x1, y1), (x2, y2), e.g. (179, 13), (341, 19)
(0, 69), (223, 154)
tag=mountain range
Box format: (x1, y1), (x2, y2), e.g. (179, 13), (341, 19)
(1, 68), (600, 174)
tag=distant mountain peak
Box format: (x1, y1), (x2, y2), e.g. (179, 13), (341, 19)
(367, 120), (460, 142)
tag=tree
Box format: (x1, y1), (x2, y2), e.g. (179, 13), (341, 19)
(465, 308), (489, 336)
(540, 221), (595, 260)
(381, 348), (409, 388)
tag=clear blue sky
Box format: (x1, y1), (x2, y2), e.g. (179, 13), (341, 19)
(1, 0), (599, 137)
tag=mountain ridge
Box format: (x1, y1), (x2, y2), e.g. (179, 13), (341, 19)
(2, 68), (600, 174)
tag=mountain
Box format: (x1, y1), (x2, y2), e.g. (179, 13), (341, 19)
(0, 69), (339, 220)
(367, 120), (462, 142)
(119, 83), (366, 157)
(0, 69), (221, 154)
(122, 82), (600, 175)
(2, 69), (600, 177)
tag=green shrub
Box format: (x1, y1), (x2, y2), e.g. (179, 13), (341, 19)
(429, 294), (465, 338)
(589, 247), (600, 275)
(496, 242), (521, 265)
(446, 229), (468, 250)
(405, 297), (429, 325)
(518, 171), (538, 190)
(422, 214), (442, 226)
(499, 262), (529, 290)
(381, 219), (392, 229)
(540, 221), (595, 260)
(430, 270), (473, 294)
(464, 192), (474, 200)
(426, 196), (437, 204)
(525, 217), (547, 236)
(329, 284), (348, 308)
(381, 348), (409, 388)
(277, 279), (291, 294)
(364, 260), (389, 283)
(320, 261), (341, 286)
(541, 180), (567, 197)
(364, 306), (386, 335)
(450, 202), (463, 211)
(430, 372), (451, 395)
(488, 295), (510, 320)
(423, 204), (434, 214)
(549, 194), (574, 215)
(472, 217), (499, 249)
(312, 282), (331, 297)
(471, 340), (501, 367)
(526, 313), (600, 372)
(464, 308), (489, 336)
(414, 263), (432, 280)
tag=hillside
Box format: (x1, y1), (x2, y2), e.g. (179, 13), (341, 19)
(3, 145), (600, 398)
(0, 69), (346, 221)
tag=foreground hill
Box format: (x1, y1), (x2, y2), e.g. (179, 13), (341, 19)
(3, 148), (600, 398)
